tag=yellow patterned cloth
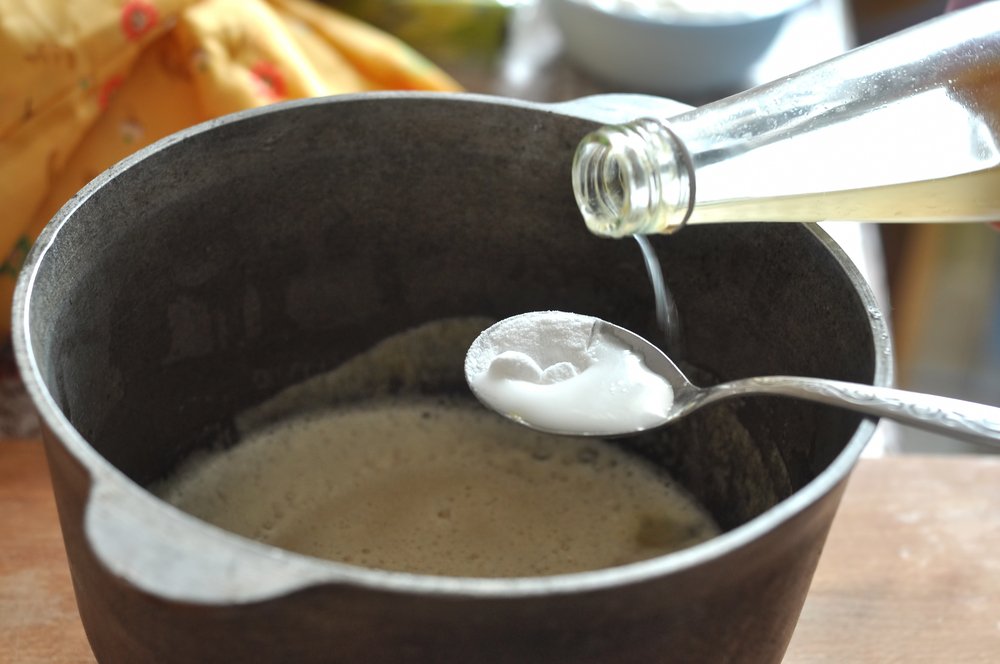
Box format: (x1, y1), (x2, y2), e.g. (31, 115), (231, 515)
(0, 0), (461, 338)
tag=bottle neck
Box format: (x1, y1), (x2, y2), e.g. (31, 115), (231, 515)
(572, 119), (695, 238)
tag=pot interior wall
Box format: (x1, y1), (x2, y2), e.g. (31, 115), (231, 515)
(25, 95), (875, 532)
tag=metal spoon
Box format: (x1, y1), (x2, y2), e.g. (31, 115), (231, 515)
(466, 313), (1000, 448)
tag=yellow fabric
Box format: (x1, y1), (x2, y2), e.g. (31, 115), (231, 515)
(0, 0), (461, 338)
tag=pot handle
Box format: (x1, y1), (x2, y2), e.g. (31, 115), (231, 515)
(548, 93), (692, 124)
(84, 469), (341, 604)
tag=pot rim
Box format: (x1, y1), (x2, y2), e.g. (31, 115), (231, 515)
(11, 91), (892, 602)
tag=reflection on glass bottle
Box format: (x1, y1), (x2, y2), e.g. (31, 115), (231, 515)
(573, 2), (1000, 237)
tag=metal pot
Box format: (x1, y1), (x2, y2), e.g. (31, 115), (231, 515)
(12, 92), (890, 663)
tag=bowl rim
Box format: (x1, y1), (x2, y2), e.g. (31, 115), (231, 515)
(550, 0), (814, 27)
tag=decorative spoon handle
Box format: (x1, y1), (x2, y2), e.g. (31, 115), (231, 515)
(707, 376), (1000, 448)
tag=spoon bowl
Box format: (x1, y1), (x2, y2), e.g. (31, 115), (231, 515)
(467, 312), (1000, 447)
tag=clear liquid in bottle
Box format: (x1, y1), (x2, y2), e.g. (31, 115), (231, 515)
(573, 3), (1000, 237)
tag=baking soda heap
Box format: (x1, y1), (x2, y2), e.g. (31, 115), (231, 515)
(465, 311), (674, 436)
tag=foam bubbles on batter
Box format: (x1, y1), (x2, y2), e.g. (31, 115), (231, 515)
(156, 396), (719, 578)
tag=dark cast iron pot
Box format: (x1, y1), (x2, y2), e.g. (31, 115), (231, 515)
(12, 92), (890, 663)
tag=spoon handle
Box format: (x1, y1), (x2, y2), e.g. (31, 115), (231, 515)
(715, 376), (1000, 448)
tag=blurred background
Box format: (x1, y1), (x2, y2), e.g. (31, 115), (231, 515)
(2, 0), (997, 454)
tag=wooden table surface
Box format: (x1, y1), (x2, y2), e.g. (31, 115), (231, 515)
(3, 439), (999, 663)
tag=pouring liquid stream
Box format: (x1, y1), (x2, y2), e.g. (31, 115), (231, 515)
(634, 236), (682, 357)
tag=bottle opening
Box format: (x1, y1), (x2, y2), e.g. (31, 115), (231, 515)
(572, 119), (692, 237)
(573, 134), (629, 238)
(598, 150), (628, 220)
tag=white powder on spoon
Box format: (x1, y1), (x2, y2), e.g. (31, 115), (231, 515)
(465, 311), (675, 436)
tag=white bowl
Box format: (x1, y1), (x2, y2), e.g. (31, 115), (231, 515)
(548, 0), (810, 100)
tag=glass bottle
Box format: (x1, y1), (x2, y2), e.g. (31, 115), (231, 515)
(572, 2), (1000, 237)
